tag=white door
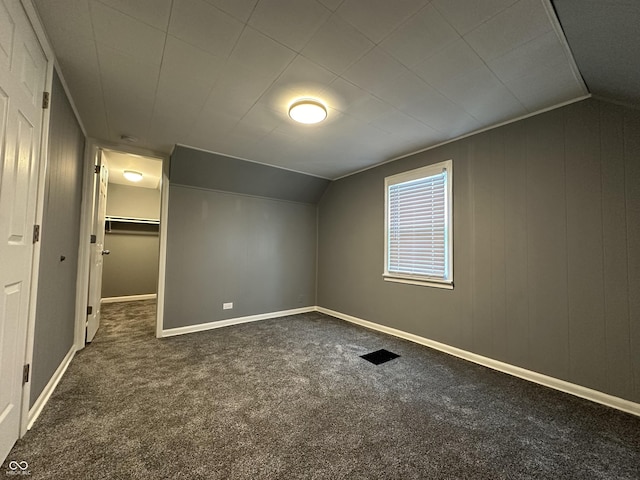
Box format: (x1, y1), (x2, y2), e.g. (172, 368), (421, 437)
(0, 0), (48, 463)
(86, 150), (108, 343)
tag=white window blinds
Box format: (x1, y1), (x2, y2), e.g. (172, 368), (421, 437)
(384, 160), (452, 287)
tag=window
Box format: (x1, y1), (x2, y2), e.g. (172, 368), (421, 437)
(384, 160), (453, 289)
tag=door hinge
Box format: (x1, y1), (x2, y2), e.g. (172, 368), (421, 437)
(23, 364), (30, 384)
(90, 234), (96, 244)
(87, 306), (93, 315)
(42, 91), (50, 109)
(94, 164), (101, 174)
(33, 224), (40, 243)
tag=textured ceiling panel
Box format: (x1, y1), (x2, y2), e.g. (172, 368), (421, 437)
(302, 15), (374, 75)
(168, 0), (243, 58)
(380, 4), (459, 68)
(91, 1), (166, 64)
(432, 0), (518, 35)
(96, 0), (172, 30)
(336, 0), (427, 44)
(34, 0), (589, 179)
(248, 0), (330, 51)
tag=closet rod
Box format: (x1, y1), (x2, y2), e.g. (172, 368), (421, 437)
(105, 216), (159, 225)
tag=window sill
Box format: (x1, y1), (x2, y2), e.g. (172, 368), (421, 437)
(383, 274), (454, 290)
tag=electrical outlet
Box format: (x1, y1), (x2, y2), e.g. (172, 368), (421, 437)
(223, 302), (233, 310)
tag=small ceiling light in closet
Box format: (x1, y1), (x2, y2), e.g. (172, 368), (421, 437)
(123, 170), (143, 182)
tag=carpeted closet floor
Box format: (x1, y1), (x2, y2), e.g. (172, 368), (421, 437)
(3, 300), (639, 479)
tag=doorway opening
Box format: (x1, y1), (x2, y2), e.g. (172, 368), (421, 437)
(83, 146), (165, 344)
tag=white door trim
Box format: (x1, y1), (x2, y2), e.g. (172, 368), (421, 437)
(74, 141), (99, 350)
(75, 141), (169, 349)
(156, 164), (170, 338)
(85, 149), (109, 342)
(18, 0), (54, 439)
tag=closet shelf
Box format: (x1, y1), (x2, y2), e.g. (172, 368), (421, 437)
(105, 216), (160, 235)
(105, 216), (159, 225)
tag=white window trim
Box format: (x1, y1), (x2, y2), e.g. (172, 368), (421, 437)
(383, 160), (454, 289)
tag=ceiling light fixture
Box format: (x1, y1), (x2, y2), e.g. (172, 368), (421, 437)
(123, 170), (143, 182)
(289, 99), (327, 124)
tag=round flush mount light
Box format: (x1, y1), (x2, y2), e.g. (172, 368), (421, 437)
(288, 99), (327, 124)
(123, 170), (143, 182)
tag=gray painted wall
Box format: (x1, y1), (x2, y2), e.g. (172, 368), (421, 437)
(102, 232), (159, 298)
(171, 146), (330, 204)
(106, 183), (160, 220)
(31, 71), (85, 406)
(102, 184), (160, 298)
(318, 98), (640, 404)
(163, 185), (317, 329)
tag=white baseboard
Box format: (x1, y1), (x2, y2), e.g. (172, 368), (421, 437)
(27, 346), (75, 430)
(161, 306), (316, 338)
(101, 293), (157, 304)
(316, 306), (640, 418)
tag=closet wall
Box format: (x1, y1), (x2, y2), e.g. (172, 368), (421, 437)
(102, 183), (160, 299)
(162, 146), (328, 329)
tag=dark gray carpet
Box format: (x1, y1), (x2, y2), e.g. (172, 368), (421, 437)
(3, 300), (639, 479)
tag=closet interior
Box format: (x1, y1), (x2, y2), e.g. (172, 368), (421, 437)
(101, 150), (162, 300)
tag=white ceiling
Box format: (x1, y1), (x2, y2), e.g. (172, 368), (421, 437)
(34, 0), (587, 179)
(103, 149), (163, 189)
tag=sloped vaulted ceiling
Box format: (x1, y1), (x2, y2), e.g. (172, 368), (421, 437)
(553, 0), (640, 109)
(34, 0), (588, 178)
